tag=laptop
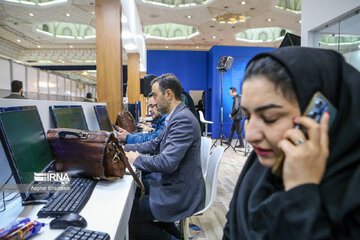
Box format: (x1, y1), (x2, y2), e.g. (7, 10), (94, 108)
(50, 105), (89, 130)
(93, 105), (113, 132)
(0, 106), (55, 205)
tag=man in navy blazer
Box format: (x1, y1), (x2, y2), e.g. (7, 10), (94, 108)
(125, 73), (205, 238)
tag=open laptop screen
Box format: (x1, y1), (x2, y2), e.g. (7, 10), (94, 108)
(0, 106), (53, 201)
(50, 105), (88, 130)
(94, 105), (113, 131)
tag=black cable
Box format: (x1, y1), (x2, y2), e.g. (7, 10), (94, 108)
(0, 173), (13, 192)
(0, 191), (6, 212)
(5, 193), (20, 202)
(0, 174), (17, 212)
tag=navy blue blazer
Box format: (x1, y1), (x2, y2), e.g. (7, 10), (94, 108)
(124, 103), (205, 222)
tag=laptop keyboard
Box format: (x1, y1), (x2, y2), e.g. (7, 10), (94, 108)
(37, 177), (97, 218)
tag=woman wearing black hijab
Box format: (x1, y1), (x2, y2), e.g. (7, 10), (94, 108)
(223, 47), (360, 239)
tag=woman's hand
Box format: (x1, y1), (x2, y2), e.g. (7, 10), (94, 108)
(278, 112), (330, 191)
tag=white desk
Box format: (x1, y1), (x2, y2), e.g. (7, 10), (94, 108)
(0, 176), (136, 240)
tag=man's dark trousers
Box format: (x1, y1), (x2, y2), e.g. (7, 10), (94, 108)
(228, 119), (244, 147)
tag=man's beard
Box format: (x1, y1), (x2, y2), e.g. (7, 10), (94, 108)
(157, 96), (169, 115)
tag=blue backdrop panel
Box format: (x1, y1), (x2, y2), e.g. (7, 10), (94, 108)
(147, 50), (208, 92)
(209, 46), (275, 139)
(145, 46), (275, 140)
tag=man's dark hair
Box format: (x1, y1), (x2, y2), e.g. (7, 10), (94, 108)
(86, 92), (92, 98)
(151, 73), (182, 100)
(11, 80), (23, 92)
(230, 87), (237, 93)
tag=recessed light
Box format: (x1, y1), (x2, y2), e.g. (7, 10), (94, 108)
(213, 36), (216, 39)
(29, 13), (34, 17)
(70, 45), (73, 48)
(91, 11), (95, 15)
(187, 15), (191, 19)
(165, 46), (168, 48)
(37, 45), (41, 48)
(299, 20), (302, 24)
(196, 46), (199, 49)
(241, 1), (245, 5)
(17, 39), (21, 42)
(267, 18), (272, 22)
(66, 13), (70, 17)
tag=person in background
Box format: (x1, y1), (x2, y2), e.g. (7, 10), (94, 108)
(4, 80), (27, 99)
(226, 87), (244, 147)
(197, 91), (205, 115)
(223, 47), (360, 239)
(181, 88), (202, 130)
(117, 94), (167, 144)
(125, 73), (205, 239)
(83, 92), (94, 102)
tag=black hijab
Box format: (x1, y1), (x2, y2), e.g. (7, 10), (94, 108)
(223, 47), (360, 240)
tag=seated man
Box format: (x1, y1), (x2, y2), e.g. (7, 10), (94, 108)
(4, 80), (27, 99)
(117, 95), (167, 144)
(125, 73), (205, 239)
(83, 92), (94, 102)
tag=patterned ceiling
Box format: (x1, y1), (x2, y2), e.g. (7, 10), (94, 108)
(0, 0), (303, 82)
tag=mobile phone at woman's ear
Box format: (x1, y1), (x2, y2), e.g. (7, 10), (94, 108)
(271, 92), (337, 178)
(296, 91), (337, 137)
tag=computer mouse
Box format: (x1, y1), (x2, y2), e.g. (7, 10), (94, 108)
(50, 213), (88, 229)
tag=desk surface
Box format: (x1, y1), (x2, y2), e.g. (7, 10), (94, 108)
(0, 176), (135, 240)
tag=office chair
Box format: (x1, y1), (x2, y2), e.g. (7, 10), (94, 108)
(200, 137), (212, 178)
(198, 111), (213, 137)
(180, 146), (224, 240)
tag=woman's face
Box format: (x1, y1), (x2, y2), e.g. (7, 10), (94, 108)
(241, 76), (301, 168)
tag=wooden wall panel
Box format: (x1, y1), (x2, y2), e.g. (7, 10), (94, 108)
(95, 0), (123, 123)
(127, 53), (140, 104)
(140, 72), (146, 79)
(140, 94), (147, 117)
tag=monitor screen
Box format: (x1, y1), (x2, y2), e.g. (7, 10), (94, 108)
(128, 103), (138, 123)
(50, 105), (88, 130)
(0, 106), (53, 200)
(94, 105), (113, 131)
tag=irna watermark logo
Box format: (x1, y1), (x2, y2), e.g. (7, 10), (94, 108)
(34, 172), (71, 183)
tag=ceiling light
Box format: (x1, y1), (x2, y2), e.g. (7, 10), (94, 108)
(196, 46), (199, 49)
(165, 46), (168, 48)
(69, 45), (73, 48)
(299, 20), (302, 24)
(213, 13), (246, 24)
(29, 13), (34, 17)
(358, 45), (360, 49)
(16, 39), (21, 42)
(91, 11), (95, 15)
(81, 71), (89, 75)
(213, 36), (216, 39)
(187, 15), (191, 19)
(241, 1), (245, 5)
(267, 18), (272, 22)
(37, 45), (41, 48)
(65, 13), (70, 17)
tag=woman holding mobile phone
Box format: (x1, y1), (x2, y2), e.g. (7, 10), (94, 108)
(223, 47), (360, 239)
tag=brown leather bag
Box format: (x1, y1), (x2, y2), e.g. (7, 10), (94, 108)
(47, 128), (144, 197)
(115, 111), (137, 133)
